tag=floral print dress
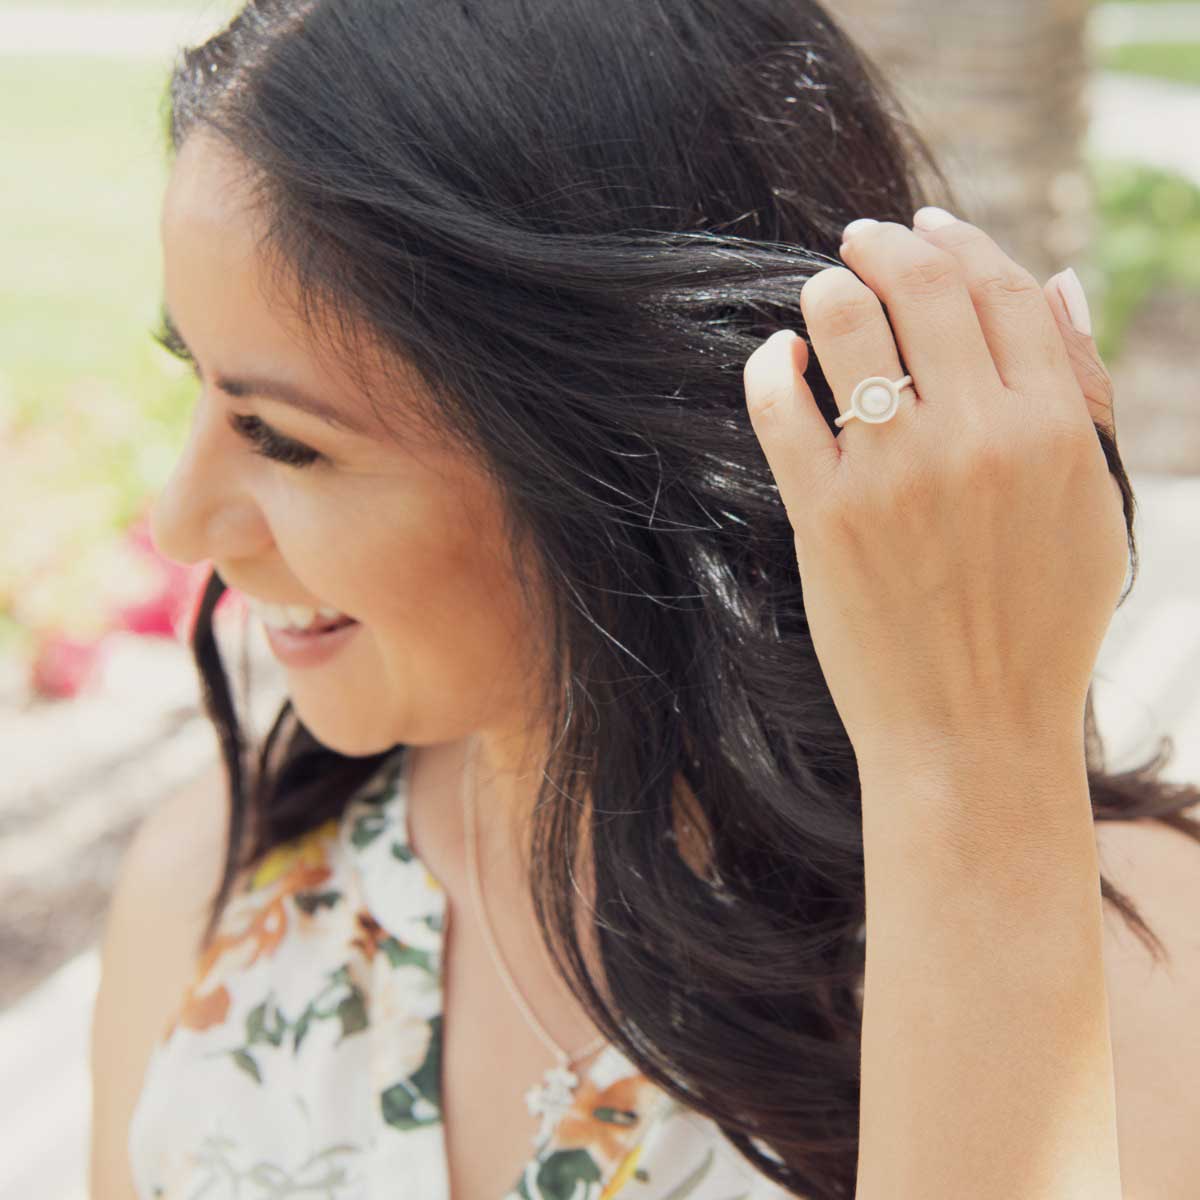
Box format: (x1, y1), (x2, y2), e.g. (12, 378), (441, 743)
(128, 746), (801, 1200)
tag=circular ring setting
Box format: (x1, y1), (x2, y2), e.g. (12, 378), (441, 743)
(834, 374), (915, 427)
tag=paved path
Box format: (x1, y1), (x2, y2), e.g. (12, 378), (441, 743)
(1087, 72), (1200, 187)
(0, 953), (97, 1200)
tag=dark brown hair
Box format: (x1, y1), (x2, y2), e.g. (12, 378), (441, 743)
(160, 2), (1200, 1196)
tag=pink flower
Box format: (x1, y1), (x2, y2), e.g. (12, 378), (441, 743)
(29, 632), (106, 700)
(110, 510), (240, 644)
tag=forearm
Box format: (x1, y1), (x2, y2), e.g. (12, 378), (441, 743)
(854, 733), (1122, 1200)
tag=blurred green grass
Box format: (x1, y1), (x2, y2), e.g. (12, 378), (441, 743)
(1092, 161), (1200, 358)
(3, 57), (167, 408)
(2, 28), (1200, 656)
(0, 55), (193, 651)
(1102, 42), (1200, 84)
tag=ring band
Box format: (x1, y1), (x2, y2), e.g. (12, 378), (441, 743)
(834, 375), (915, 427)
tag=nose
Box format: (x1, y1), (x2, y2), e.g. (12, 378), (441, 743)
(148, 397), (273, 569)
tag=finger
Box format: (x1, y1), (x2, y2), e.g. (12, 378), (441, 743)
(1043, 268), (1117, 441)
(743, 329), (839, 517)
(908, 208), (1082, 419)
(837, 220), (1004, 412)
(798, 266), (916, 450)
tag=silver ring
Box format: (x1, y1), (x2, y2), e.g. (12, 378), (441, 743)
(834, 374), (915, 427)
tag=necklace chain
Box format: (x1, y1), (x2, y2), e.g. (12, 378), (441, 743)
(461, 734), (607, 1138)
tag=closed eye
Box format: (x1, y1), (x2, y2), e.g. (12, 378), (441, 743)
(151, 319), (327, 469)
(227, 412), (325, 468)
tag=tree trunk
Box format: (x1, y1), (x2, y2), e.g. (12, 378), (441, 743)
(834, 0), (1095, 285)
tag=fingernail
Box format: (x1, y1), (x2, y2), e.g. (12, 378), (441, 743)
(1055, 266), (1092, 337)
(913, 206), (957, 230)
(842, 218), (879, 241)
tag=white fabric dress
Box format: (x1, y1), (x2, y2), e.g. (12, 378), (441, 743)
(128, 747), (803, 1199)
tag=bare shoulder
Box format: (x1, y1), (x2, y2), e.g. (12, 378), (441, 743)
(1095, 808), (1200, 1200)
(89, 756), (233, 1200)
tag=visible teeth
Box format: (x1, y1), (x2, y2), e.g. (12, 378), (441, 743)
(246, 595), (349, 631)
(286, 604), (316, 628)
(261, 602), (302, 629)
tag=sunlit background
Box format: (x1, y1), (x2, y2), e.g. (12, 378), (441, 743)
(2, 2), (1199, 1196)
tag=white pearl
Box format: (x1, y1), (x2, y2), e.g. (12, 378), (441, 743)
(860, 384), (893, 416)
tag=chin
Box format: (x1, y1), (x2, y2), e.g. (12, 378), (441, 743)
(288, 691), (400, 758)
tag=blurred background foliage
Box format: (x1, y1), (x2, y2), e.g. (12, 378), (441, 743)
(2, 0), (1199, 670)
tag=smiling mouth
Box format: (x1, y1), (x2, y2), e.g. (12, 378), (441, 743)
(296, 613), (358, 635)
(242, 594), (358, 635)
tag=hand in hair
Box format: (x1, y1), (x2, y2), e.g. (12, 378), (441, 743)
(742, 210), (1126, 779)
(744, 210), (1129, 1200)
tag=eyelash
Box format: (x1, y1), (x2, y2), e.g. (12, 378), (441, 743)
(150, 320), (326, 469)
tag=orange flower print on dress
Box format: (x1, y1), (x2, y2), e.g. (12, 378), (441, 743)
(555, 1070), (653, 1164)
(163, 819), (341, 1040)
(350, 908), (391, 962)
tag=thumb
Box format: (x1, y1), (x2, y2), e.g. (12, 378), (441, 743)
(1044, 267), (1118, 443)
(743, 329), (839, 526)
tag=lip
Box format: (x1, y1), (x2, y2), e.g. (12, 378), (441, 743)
(263, 618), (362, 668)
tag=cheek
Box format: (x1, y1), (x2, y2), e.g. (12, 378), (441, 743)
(345, 488), (531, 662)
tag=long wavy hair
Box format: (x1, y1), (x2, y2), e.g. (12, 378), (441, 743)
(159, 2), (1200, 1196)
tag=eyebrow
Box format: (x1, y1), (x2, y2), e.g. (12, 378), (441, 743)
(159, 305), (368, 436)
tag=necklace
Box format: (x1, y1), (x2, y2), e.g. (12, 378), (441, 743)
(461, 733), (608, 1146)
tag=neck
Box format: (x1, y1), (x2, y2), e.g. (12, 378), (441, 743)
(405, 729), (612, 1057)
(406, 726), (549, 901)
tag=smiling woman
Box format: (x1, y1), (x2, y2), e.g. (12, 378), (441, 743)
(144, 125), (544, 766)
(86, 2), (1200, 1200)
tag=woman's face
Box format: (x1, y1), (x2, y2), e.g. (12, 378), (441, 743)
(151, 132), (546, 762)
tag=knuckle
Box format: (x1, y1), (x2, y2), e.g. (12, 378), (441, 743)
(974, 264), (1041, 306)
(934, 222), (985, 252)
(744, 371), (791, 427)
(801, 270), (880, 337)
(814, 293), (879, 340)
(894, 250), (959, 297)
(745, 379), (789, 423)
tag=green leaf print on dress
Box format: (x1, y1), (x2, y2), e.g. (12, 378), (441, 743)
(379, 936), (437, 973)
(219, 965), (371, 1080)
(513, 1147), (603, 1200)
(349, 808), (389, 849)
(294, 889), (343, 915)
(381, 1012), (443, 1129)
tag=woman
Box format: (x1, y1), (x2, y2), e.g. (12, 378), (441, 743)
(89, 0), (1200, 1197)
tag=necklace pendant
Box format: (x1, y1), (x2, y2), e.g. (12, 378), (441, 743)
(524, 1062), (579, 1145)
